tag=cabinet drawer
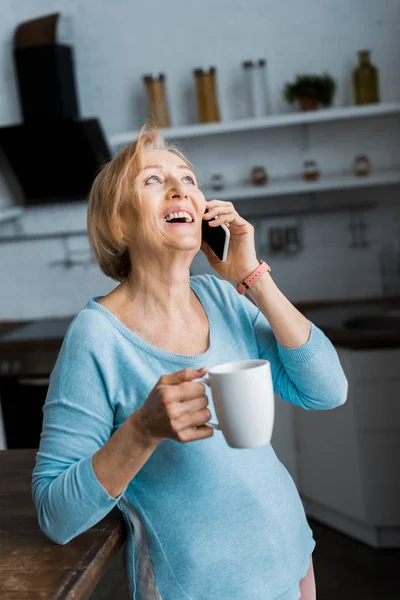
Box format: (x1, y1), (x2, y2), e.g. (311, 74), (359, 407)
(354, 379), (400, 431)
(350, 349), (400, 380)
(359, 433), (400, 526)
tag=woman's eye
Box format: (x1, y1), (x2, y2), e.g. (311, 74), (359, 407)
(183, 175), (195, 184)
(146, 175), (162, 184)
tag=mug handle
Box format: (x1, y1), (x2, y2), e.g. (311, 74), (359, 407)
(193, 375), (222, 431)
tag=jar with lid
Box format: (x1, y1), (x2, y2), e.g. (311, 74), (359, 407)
(143, 74), (170, 128)
(251, 166), (268, 185)
(302, 160), (320, 181)
(353, 155), (371, 176)
(193, 67), (220, 123)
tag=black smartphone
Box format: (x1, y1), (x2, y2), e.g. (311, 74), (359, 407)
(201, 208), (230, 262)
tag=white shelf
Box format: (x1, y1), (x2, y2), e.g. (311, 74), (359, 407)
(109, 102), (400, 146)
(203, 169), (400, 201)
(0, 207), (23, 224)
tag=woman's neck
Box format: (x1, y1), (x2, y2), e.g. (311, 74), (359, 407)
(115, 270), (195, 321)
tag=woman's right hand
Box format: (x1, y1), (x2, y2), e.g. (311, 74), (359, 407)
(132, 367), (214, 446)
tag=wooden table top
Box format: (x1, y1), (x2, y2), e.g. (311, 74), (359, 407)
(0, 449), (125, 600)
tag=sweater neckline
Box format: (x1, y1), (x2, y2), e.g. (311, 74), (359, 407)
(86, 277), (213, 364)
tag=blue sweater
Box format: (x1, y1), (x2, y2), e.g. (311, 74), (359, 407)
(32, 274), (347, 600)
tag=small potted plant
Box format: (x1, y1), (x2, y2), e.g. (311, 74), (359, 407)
(284, 73), (336, 110)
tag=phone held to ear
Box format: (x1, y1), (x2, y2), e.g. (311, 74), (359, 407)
(202, 208), (230, 262)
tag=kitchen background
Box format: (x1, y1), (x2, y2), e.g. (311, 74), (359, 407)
(0, 1), (399, 598)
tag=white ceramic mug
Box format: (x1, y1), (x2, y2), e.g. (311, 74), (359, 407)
(194, 359), (274, 449)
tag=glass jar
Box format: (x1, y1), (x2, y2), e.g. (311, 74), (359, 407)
(251, 166), (268, 185)
(194, 67), (220, 123)
(302, 160), (320, 181)
(143, 74), (170, 128)
(353, 155), (371, 176)
(353, 50), (380, 105)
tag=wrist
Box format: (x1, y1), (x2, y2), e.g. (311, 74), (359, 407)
(246, 267), (274, 300)
(127, 409), (161, 451)
(235, 259), (272, 295)
(234, 259), (261, 287)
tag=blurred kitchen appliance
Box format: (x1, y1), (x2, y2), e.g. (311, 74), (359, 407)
(0, 13), (111, 205)
(0, 317), (73, 449)
(14, 13), (78, 121)
(0, 120), (110, 203)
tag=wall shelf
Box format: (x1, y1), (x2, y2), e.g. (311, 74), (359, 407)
(245, 201), (377, 222)
(109, 102), (400, 147)
(0, 207), (24, 224)
(203, 169), (400, 201)
(0, 229), (87, 245)
(0, 105), (396, 243)
(0, 201), (378, 244)
(0, 170), (396, 243)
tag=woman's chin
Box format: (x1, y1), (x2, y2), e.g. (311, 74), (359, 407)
(164, 237), (200, 252)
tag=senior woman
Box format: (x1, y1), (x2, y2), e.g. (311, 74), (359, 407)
(32, 125), (347, 600)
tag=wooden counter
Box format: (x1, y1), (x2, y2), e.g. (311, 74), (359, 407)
(0, 319), (30, 337)
(297, 296), (400, 349)
(0, 449), (125, 599)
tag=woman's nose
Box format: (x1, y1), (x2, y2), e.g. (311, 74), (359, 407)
(168, 179), (189, 199)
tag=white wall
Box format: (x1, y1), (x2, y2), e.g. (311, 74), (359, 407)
(0, 0), (399, 322)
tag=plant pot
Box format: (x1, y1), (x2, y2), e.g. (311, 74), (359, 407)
(298, 96), (318, 111)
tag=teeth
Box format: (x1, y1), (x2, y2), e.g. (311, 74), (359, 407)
(164, 211), (193, 222)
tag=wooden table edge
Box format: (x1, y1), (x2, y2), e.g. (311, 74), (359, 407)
(57, 520), (125, 600)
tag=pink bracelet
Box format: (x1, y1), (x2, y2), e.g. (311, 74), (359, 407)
(236, 260), (271, 294)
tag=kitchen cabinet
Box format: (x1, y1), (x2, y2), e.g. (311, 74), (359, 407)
(294, 346), (400, 548)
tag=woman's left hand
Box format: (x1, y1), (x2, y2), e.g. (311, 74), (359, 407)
(200, 199), (260, 285)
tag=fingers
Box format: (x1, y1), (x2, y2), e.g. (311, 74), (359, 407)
(203, 200), (244, 228)
(203, 204), (233, 219)
(176, 379), (209, 401)
(156, 367), (214, 444)
(159, 366), (206, 387)
(167, 398), (214, 443)
(179, 424), (214, 442)
(171, 406), (212, 432)
(171, 408), (214, 443)
(205, 199), (234, 210)
(168, 395), (209, 420)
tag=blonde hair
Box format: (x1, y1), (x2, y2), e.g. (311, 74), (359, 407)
(87, 124), (194, 282)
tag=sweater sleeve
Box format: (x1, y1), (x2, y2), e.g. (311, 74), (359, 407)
(31, 313), (127, 545)
(211, 276), (348, 411)
(252, 309), (348, 410)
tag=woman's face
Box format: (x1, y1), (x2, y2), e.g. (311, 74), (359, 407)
(124, 148), (207, 254)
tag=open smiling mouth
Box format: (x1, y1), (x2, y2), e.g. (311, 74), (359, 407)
(163, 212), (195, 225)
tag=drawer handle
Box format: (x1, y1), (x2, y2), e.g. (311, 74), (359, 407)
(17, 377), (50, 386)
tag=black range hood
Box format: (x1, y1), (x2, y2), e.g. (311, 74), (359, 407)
(0, 13), (111, 205)
(0, 119), (110, 204)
